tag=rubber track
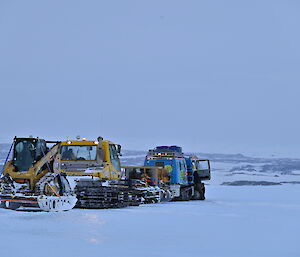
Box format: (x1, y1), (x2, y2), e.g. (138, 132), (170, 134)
(74, 180), (141, 209)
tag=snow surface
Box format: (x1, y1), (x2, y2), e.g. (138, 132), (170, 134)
(1, 185), (299, 257)
(1, 147), (300, 257)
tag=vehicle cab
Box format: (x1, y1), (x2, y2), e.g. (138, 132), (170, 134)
(56, 137), (121, 180)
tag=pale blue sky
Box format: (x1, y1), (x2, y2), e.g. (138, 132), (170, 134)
(0, 0), (299, 155)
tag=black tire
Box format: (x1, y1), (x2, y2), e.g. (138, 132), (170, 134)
(160, 190), (172, 202)
(199, 183), (205, 200)
(181, 187), (192, 201)
(192, 190), (201, 200)
(193, 183), (205, 200)
(188, 187), (193, 200)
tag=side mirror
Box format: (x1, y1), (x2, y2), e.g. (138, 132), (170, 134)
(117, 145), (122, 156)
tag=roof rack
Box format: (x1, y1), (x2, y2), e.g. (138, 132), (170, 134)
(147, 146), (184, 158)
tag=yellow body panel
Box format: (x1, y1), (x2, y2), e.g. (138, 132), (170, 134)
(121, 166), (167, 186)
(61, 140), (98, 146)
(58, 139), (121, 180)
(3, 144), (60, 189)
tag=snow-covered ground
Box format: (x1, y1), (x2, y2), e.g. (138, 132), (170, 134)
(1, 146), (300, 257)
(1, 185), (299, 257)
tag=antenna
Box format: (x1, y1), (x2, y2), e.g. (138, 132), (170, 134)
(99, 112), (103, 137)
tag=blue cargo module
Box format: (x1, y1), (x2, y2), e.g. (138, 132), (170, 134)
(144, 146), (211, 200)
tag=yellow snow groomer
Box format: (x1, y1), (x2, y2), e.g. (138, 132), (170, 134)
(56, 137), (121, 180)
(56, 137), (140, 208)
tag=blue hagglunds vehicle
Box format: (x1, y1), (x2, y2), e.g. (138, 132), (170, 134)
(144, 146), (211, 200)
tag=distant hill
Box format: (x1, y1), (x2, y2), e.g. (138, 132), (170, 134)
(1, 144), (300, 174)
